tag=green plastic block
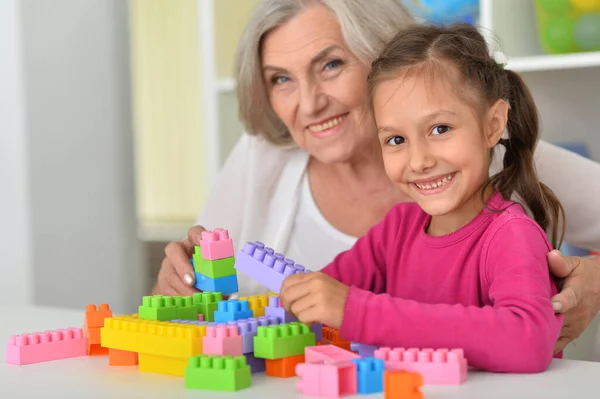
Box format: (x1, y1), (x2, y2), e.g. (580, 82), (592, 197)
(193, 252), (236, 278)
(253, 322), (316, 359)
(192, 292), (223, 322)
(173, 296), (199, 320)
(185, 355), (251, 392)
(138, 295), (178, 321)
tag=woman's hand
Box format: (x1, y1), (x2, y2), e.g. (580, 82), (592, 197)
(548, 250), (600, 354)
(152, 225), (206, 296)
(279, 272), (349, 329)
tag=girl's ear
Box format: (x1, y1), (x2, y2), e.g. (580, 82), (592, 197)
(484, 99), (509, 149)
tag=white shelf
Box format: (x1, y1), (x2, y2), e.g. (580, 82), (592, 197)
(138, 220), (192, 242)
(507, 52), (600, 73)
(216, 77), (235, 92)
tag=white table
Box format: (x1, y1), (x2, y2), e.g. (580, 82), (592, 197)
(1, 305), (599, 399)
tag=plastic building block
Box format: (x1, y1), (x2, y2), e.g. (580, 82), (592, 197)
(139, 353), (188, 376)
(234, 241), (309, 293)
(253, 322), (316, 360)
(199, 229), (235, 260)
(311, 323), (323, 342)
(266, 354), (305, 378)
(384, 370), (423, 399)
(194, 272), (239, 295)
(202, 325), (243, 356)
(238, 294), (272, 317)
(198, 314), (204, 321)
(322, 326), (351, 351)
(6, 328), (87, 365)
(101, 317), (206, 358)
(264, 295), (298, 323)
(193, 292), (223, 322)
(226, 316), (280, 354)
(305, 345), (360, 363)
(138, 296), (177, 321)
(352, 358), (384, 394)
(213, 299), (253, 323)
(374, 347), (467, 385)
(185, 355), (251, 392)
(86, 326), (108, 356)
(245, 352), (266, 373)
(108, 348), (138, 366)
(357, 343), (377, 358)
(296, 360), (358, 398)
(85, 304), (112, 328)
(193, 251), (236, 278)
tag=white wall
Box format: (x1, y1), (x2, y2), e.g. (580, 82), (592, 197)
(0, 0), (146, 313)
(0, 0), (33, 305)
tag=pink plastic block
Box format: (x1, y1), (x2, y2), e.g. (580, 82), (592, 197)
(296, 360), (357, 398)
(202, 325), (243, 356)
(200, 229), (234, 260)
(197, 314), (204, 321)
(305, 345), (360, 363)
(6, 328), (87, 365)
(374, 347), (467, 385)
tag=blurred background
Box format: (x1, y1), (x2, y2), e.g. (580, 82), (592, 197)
(1, 0), (599, 355)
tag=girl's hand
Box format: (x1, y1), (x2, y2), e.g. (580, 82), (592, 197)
(279, 272), (349, 329)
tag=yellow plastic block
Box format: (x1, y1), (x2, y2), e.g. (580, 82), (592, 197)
(101, 317), (206, 358)
(238, 294), (272, 317)
(139, 353), (188, 376)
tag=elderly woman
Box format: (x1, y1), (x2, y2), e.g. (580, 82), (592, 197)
(155, 0), (600, 353)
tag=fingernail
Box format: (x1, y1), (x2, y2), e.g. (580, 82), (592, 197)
(183, 273), (194, 286)
(552, 301), (562, 311)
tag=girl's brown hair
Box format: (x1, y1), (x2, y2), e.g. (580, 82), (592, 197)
(368, 23), (565, 248)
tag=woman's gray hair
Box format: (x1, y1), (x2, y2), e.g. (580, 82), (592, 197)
(235, 0), (414, 146)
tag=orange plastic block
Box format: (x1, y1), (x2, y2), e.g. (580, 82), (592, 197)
(265, 354), (305, 378)
(85, 304), (112, 328)
(86, 326), (108, 356)
(384, 370), (424, 399)
(109, 348), (138, 366)
(322, 327), (351, 351)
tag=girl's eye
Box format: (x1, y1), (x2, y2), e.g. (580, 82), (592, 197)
(324, 59), (343, 70)
(432, 125), (450, 135)
(271, 75), (290, 85)
(386, 136), (405, 146)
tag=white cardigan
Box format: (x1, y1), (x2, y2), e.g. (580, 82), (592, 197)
(198, 133), (600, 262)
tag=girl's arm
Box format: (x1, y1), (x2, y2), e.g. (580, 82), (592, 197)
(336, 218), (562, 373)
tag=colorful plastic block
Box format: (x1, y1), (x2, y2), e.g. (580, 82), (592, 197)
(384, 370), (423, 399)
(214, 299), (253, 323)
(322, 326), (351, 351)
(253, 322), (316, 360)
(234, 241), (309, 293)
(357, 343), (377, 358)
(374, 347), (467, 385)
(108, 348), (138, 366)
(138, 295), (177, 321)
(264, 295), (298, 323)
(139, 353), (188, 376)
(193, 292), (223, 322)
(202, 325), (243, 356)
(198, 314), (204, 321)
(352, 358), (384, 394)
(101, 317), (206, 358)
(85, 304), (112, 328)
(296, 360), (358, 398)
(226, 316), (280, 354)
(193, 251), (236, 278)
(86, 326), (108, 356)
(199, 229), (235, 260)
(305, 345), (360, 363)
(185, 355), (251, 392)
(238, 294), (272, 317)
(245, 352), (266, 373)
(6, 328), (87, 365)
(266, 354), (305, 378)
(311, 323), (323, 342)
(194, 272), (239, 295)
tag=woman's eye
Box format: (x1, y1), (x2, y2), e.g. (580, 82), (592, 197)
(271, 75), (290, 85)
(432, 125), (450, 135)
(324, 59), (343, 70)
(386, 136), (405, 146)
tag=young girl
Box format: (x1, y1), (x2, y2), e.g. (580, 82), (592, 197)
(279, 23), (565, 373)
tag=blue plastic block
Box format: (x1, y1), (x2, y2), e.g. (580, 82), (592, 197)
(194, 272), (239, 294)
(352, 357), (384, 394)
(357, 343), (377, 358)
(214, 299), (254, 323)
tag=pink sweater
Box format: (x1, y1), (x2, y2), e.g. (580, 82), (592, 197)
(321, 191), (562, 373)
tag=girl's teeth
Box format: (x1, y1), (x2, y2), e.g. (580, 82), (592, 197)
(416, 173), (454, 190)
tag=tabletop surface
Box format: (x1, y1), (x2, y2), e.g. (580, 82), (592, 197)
(1, 305), (599, 399)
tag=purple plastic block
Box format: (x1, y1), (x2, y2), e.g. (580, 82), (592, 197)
(226, 316), (281, 354)
(245, 352), (266, 373)
(357, 344), (377, 358)
(234, 241), (310, 293)
(351, 342), (360, 352)
(264, 295), (298, 323)
(311, 323), (323, 342)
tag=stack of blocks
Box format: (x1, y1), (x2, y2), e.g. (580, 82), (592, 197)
(84, 304), (112, 356)
(193, 229), (238, 294)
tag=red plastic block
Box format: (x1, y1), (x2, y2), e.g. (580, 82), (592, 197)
(200, 229), (234, 260)
(85, 304), (112, 328)
(374, 347), (467, 385)
(384, 370), (424, 399)
(322, 326), (351, 351)
(265, 354), (305, 378)
(305, 345), (360, 363)
(296, 360), (357, 398)
(6, 328), (87, 365)
(202, 325), (243, 356)
(109, 348), (138, 366)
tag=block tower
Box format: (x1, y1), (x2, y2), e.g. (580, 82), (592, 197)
(192, 229), (239, 295)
